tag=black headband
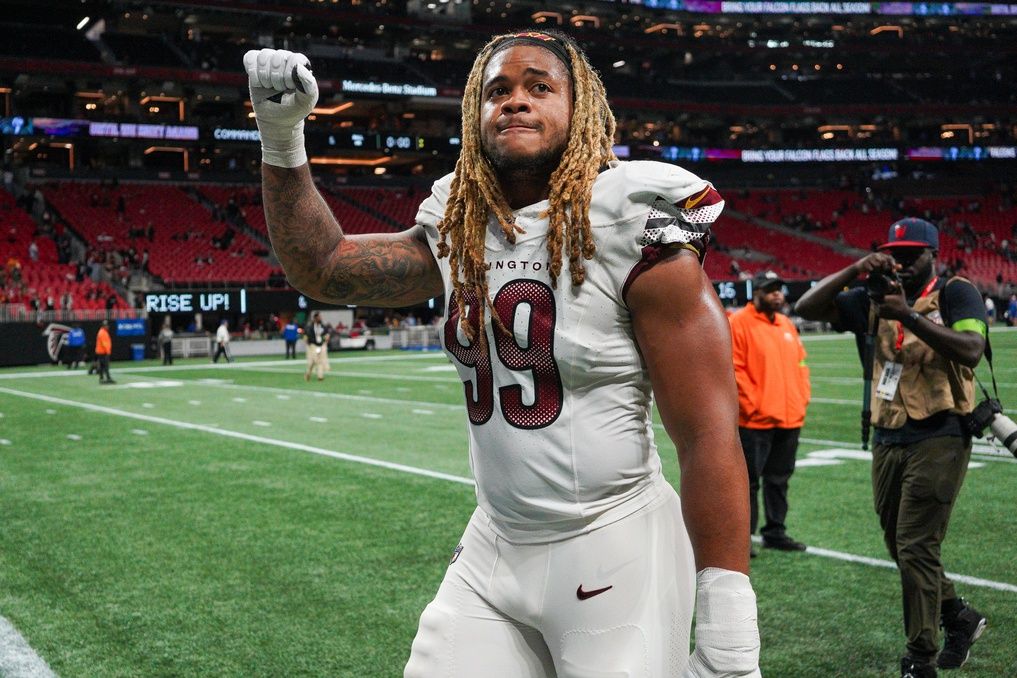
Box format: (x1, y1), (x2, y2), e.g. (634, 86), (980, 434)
(489, 32), (574, 75)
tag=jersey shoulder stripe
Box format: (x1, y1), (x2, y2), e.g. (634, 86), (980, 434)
(589, 161), (724, 230)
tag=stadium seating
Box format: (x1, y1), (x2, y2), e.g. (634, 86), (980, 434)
(197, 185), (269, 239)
(0, 189), (51, 263)
(336, 187), (424, 230)
(728, 189), (1017, 286)
(712, 212), (856, 281)
(1, 188), (125, 310)
(43, 183), (273, 285)
(319, 188), (401, 235)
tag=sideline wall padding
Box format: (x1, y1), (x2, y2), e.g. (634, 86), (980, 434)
(2, 319), (146, 367)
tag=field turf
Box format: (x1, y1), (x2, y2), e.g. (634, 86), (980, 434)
(1, 329), (1016, 677)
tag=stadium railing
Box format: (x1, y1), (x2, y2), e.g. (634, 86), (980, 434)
(0, 305), (143, 324)
(389, 326), (442, 351)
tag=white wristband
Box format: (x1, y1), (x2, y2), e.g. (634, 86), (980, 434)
(685, 567), (761, 678)
(259, 119), (307, 169)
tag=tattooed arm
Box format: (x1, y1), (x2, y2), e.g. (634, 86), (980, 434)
(262, 164), (444, 307)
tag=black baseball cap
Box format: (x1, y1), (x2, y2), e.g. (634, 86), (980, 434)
(879, 218), (939, 250)
(752, 270), (785, 292)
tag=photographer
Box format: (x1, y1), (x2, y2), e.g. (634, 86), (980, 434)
(795, 218), (987, 678)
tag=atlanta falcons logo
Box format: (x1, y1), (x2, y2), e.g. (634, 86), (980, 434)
(42, 323), (73, 362)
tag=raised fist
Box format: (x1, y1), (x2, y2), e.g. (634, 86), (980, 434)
(243, 49), (319, 167)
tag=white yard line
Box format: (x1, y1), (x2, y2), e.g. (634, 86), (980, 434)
(0, 386), (473, 487)
(197, 380), (461, 411)
(0, 354), (446, 381)
(749, 538), (1017, 593)
(2, 385), (1016, 595)
(0, 616), (58, 678)
(235, 366), (458, 383)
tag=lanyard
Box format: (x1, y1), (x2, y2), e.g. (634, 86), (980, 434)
(894, 276), (938, 351)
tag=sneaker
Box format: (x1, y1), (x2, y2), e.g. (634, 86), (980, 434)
(762, 536), (807, 552)
(938, 600), (986, 669)
(901, 656), (937, 678)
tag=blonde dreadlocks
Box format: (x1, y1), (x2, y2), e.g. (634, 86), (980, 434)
(435, 30), (617, 341)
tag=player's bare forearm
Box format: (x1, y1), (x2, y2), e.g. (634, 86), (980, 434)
(262, 164), (443, 306)
(322, 230), (444, 306)
(630, 250), (750, 574)
(677, 429), (750, 574)
(263, 163), (341, 293)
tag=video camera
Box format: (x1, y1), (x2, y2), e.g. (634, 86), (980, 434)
(964, 398), (1017, 457)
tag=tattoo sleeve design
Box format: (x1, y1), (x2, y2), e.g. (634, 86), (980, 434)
(262, 164), (443, 307)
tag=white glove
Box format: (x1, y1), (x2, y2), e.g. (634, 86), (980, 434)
(243, 48), (319, 168)
(683, 568), (761, 678)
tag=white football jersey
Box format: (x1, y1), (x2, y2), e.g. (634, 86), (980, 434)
(416, 160), (724, 543)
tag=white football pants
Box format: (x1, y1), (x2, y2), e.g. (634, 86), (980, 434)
(404, 479), (696, 677)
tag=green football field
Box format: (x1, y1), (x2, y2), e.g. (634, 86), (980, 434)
(1, 330), (1016, 677)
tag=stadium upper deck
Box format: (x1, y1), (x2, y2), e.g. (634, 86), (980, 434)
(0, 0), (1015, 309)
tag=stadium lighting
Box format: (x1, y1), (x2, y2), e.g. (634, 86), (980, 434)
(870, 25), (903, 38)
(570, 15), (600, 28)
(645, 23), (680, 34)
(531, 10), (562, 23)
(51, 142), (75, 170)
(311, 102), (354, 115)
(76, 16), (89, 30)
(613, 60), (625, 68)
(144, 146), (189, 172)
(309, 156), (392, 166)
(818, 125), (852, 138)
(942, 124), (974, 144)
(140, 95), (185, 121)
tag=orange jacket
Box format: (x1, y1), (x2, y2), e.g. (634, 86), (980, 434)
(95, 326), (112, 355)
(728, 303), (810, 429)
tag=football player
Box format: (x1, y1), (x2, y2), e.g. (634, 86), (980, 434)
(246, 29), (760, 677)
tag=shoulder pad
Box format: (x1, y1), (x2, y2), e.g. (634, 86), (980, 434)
(589, 161), (724, 228)
(636, 196), (721, 248)
(611, 161), (725, 248)
(622, 160), (713, 205)
(415, 172), (455, 230)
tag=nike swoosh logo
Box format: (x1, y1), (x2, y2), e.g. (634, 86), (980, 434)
(683, 186), (712, 209)
(576, 584), (613, 600)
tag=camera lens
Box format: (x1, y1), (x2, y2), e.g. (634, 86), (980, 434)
(989, 414), (1017, 457)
